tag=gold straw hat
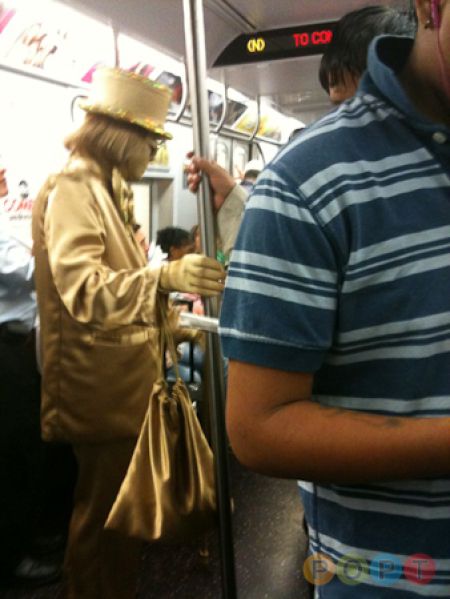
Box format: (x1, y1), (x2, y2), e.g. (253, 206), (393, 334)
(80, 67), (173, 140)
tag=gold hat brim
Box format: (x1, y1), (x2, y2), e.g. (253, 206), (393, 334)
(79, 102), (173, 140)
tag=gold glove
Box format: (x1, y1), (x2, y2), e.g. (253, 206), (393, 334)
(159, 254), (225, 296)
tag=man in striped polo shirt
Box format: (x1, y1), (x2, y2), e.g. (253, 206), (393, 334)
(220, 0), (450, 596)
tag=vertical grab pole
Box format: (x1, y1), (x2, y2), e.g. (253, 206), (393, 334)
(182, 1), (237, 598)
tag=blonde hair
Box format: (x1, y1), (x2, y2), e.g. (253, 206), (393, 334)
(64, 113), (147, 168)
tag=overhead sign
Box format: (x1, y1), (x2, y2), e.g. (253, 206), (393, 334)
(214, 21), (336, 67)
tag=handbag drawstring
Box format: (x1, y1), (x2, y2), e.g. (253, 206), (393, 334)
(157, 297), (181, 381)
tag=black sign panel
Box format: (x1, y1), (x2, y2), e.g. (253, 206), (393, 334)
(214, 22), (337, 67)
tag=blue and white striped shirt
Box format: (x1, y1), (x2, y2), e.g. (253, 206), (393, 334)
(220, 35), (450, 597)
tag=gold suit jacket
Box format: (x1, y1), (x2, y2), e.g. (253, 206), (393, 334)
(32, 157), (162, 442)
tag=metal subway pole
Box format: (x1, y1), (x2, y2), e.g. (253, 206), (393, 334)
(182, 1), (237, 598)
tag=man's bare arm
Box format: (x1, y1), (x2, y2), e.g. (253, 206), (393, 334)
(186, 155), (236, 212)
(226, 360), (450, 483)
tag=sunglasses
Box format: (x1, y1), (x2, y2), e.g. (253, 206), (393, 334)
(147, 136), (164, 155)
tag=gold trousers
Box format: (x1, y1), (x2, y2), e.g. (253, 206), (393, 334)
(65, 439), (141, 599)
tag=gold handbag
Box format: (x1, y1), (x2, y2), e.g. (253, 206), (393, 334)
(105, 299), (216, 542)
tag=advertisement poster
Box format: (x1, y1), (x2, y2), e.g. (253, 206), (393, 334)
(233, 104), (258, 136)
(0, 66), (75, 243)
(154, 70), (183, 113)
(215, 139), (231, 171)
(0, 170), (34, 246)
(0, 2), (114, 85)
(223, 99), (248, 129)
(0, 2), (15, 35)
(232, 141), (248, 180)
(208, 90), (224, 126)
(257, 106), (283, 142)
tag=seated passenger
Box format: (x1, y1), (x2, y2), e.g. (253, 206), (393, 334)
(156, 225), (194, 260)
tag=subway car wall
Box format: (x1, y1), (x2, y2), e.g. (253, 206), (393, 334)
(0, 0), (317, 246)
(0, 63), (300, 247)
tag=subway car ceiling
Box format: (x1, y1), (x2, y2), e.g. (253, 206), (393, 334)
(58, 0), (412, 123)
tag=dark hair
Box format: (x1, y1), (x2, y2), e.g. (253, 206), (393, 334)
(156, 226), (191, 254)
(319, 6), (416, 93)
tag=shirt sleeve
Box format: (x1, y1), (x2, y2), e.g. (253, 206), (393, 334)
(217, 184), (247, 256)
(219, 166), (340, 373)
(0, 230), (34, 288)
(44, 176), (160, 327)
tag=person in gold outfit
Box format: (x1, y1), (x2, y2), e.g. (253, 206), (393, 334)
(32, 67), (224, 599)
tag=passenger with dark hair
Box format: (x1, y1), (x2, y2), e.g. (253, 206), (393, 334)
(319, 5), (416, 104)
(156, 225), (194, 260)
(187, 6), (417, 258)
(221, 0), (450, 596)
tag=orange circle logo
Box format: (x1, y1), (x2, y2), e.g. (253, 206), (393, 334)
(303, 553), (335, 586)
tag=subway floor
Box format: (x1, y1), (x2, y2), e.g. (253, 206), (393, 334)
(0, 456), (311, 599)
